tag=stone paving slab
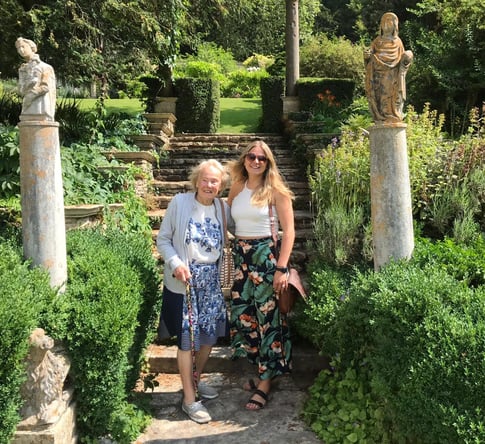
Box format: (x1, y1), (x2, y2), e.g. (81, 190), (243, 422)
(134, 370), (323, 444)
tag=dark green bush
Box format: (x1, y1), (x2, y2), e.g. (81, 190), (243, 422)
(0, 92), (22, 127)
(306, 243), (485, 443)
(174, 78), (220, 133)
(0, 124), (20, 198)
(296, 78), (355, 114)
(260, 76), (284, 133)
(64, 228), (161, 443)
(0, 240), (57, 443)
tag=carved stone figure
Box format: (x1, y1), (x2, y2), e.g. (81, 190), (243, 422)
(16, 37), (56, 121)
(364, 12), (413, 124)
(18, 328), (71, 428)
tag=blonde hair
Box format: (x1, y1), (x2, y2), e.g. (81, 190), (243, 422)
(229, 140), (294, 206)
(189, 159), (229, 193)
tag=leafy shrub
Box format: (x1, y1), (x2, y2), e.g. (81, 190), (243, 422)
(304, 358), (390, 444)
(0, 240), (57, 443)
(0, 124), (20, 198)
(300, 34), (366, 94)
(304, 243), (485, 443)
(309, 123), (371, 266)
(222, 69), (268, 98)
(64, 228), (161, 442)
(0, 92), (22, 126)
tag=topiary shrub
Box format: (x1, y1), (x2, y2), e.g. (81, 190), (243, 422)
(174, 78), (220, 133)
(308, 246), (485, 443)
(63, 227), (161, 443)
(0, 240), (57, 443)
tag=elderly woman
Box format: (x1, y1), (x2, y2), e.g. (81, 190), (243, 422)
(157, 159), (232, 424)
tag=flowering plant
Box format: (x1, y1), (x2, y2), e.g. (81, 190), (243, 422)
(311, 89), (342, 121)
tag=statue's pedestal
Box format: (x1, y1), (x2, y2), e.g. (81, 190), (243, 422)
(19, 120), (67, 290)
(281, 95), (300, 118)
(370, 123), (414, 269)
(13, 402), (77, 444)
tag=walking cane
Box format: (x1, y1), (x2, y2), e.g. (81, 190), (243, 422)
(185, 281), (199, 400)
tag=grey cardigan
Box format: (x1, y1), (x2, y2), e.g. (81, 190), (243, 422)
(156, 192), (233, 294)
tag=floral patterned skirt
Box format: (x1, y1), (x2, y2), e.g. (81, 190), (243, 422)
(159, 263), (227, 351)
(230, 237), (292, 379)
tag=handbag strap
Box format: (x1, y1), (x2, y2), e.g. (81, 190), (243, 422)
(269, 204), (279, 258)
(218, 198), (228, 245)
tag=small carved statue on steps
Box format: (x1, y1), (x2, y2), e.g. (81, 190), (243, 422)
(364, 12), (413, 124)
(18, 328), (71, 428)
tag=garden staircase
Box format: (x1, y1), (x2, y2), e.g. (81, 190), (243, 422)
(144, 133), (314, 272)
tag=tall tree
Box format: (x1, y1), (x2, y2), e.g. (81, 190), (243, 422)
(405, 0), (485, 134)
(1, 0), (185, 95)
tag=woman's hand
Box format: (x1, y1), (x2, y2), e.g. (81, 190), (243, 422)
(173, 265), (191, 283)
(273, 269), (289, 293)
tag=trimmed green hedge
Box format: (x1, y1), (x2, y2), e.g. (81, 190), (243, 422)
(260, 76), (284, 133)
(296, 77), (355, 113)
(0, 240), (57, 444)
(174, 78), (220, 133)
(300, 237), (485, 443)
(64, 228), (162, 442)
(0, 228), (162, 443)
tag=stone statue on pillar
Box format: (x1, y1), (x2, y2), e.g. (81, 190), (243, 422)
(16, 37), (56, 122)
(364, 13), (415, 270)
(15, 38), (67, 290)
(364, 12), (413, 124)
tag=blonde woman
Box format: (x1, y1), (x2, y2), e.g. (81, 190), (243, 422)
(227, 140), (295, 410)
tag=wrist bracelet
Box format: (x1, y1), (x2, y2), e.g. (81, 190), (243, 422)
(275, 266), (288, 274)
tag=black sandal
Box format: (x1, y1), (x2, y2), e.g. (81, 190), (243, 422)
(243, 378), (259, 391)
(245, 389), (268, 410)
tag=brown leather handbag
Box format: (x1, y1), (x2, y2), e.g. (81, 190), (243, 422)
(269, 206), (307, 314)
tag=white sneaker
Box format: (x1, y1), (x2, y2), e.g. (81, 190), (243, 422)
(182, 401), (212, 424)
(198, 382), (219, 399)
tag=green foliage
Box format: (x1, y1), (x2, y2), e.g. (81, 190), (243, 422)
(300, 34), (366, 94)
(0, 240), (57, 443)
(406, 104), (485, 239)
(304, 240), (485, 443)
(243, 53), (274, 70)
(64, 228), (161, 442)
(0, 92), (22, 127)
(61, 143), (126, 205)
(174, 78), (220, 133)
(309, 122), (371, 266)
(303, 359), (390, 444)
(260, 76), (284, 133)
(0, 124), (20, 198)
(179, 42), (239, 76)
(222, 70), (269, 98)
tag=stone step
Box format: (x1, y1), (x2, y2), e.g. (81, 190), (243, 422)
(146, 341), (330, 376)
(148, 194), (310, 211)
(148, 208), (314, 228)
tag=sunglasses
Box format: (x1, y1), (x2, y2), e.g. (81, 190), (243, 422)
(246, 153), (268, 162)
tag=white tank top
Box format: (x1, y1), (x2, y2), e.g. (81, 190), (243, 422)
(231, 183), (278, 237)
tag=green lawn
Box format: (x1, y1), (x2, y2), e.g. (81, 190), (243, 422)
(67, 97), (262, 133)
(218, 98), (261, 133)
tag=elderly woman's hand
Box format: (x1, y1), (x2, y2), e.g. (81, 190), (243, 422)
(173, 265), (191, 283)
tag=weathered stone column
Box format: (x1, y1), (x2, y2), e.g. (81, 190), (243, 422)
(370, 124), (414, 269)
(19, 120), (67, 290)
(285, 0), (299, 97)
